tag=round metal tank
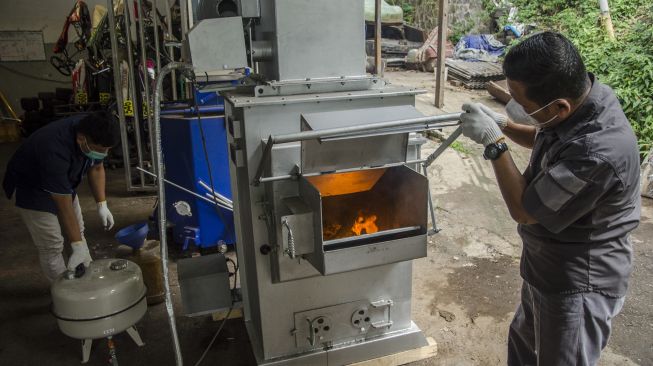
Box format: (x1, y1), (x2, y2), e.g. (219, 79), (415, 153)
(51, 259), (147, 340)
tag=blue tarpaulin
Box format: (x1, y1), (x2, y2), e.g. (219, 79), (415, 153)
(454, 34), (506, 62)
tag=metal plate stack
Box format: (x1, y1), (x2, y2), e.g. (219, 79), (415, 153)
(445, 59), (505, 89)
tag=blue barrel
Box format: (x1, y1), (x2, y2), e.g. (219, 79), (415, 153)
(160, 111), (235, 249)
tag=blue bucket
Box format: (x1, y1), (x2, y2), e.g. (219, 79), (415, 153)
(115, 222), (149, 250)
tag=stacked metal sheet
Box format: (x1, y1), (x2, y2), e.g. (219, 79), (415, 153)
(445, 59), (505, 89)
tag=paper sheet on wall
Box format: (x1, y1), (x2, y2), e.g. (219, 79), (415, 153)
(0, 31), (46, 61)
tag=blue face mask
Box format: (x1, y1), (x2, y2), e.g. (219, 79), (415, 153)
(81, 138), (108, 160)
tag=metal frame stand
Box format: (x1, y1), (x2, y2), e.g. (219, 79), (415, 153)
(106, 0), (172, 192)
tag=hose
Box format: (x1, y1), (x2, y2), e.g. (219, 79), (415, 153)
(153, 61), (194, 366)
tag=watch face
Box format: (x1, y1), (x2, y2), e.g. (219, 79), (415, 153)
(487, 145), (498, 159)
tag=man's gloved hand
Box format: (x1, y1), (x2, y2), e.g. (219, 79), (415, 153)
(68, 240), (92, 270)
(478, 104), (508, 130)
(97, 201), (114, 230)
(461, 103), (505, 146)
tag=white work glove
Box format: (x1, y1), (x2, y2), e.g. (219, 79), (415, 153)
(97, 201), (115, 230)
(478, 104), (508, 130)
(461, 103), (505, 147)
(68, 240), (92, 270)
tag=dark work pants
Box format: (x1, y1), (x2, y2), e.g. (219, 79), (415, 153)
(507, 282), (625, 366)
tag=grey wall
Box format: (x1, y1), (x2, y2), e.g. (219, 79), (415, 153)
(0, 45), (72, 113)
(449, 0), (488, 35)
(0, 0), (111, 112)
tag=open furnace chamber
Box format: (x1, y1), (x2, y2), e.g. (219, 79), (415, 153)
(269, 105), (432, 277)
(284, 165), (428, 275)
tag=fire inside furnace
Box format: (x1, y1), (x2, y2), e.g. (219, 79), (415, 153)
(351, 213), (379, 236)
(307, 165), (425, 243)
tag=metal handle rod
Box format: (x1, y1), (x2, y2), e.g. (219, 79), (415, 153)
(273, 113), (461, 144)
(257, 159), (428, 184)
(197, 180), (233, 206)
(421, 126), (464, 235)
(137, 167), (232, 210)
(319, 121), (460, 142)
(153, 62), (194, 366)
(423, 164), (439, 235)
(253, 114), (462, 186)
(423, 126), (463, 168)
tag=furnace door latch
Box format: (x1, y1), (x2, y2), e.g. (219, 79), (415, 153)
(305, 316), (331, 346)
(369, 299), (394, 329)
(281, 219), (297, 259)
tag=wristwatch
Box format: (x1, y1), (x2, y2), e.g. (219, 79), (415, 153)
(483, 141), (509, 160)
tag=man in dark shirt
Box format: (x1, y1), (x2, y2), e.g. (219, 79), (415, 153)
(459, 31), (640, 365)
(2, 111), (120, 282)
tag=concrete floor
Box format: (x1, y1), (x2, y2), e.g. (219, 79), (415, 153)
(0, 71), (651, 366)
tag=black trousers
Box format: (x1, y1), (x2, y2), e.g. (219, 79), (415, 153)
(508, 282), (624, 366)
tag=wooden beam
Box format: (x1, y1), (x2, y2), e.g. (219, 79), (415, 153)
(211, 307), (244, 322)
(375, 0), (383, 76)
(434, 0), (449, 108)
(349, 337), (438, 366)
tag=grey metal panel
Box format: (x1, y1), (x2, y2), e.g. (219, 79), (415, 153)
(255, 76), (384, 97)
(226, 87), (425, 107)
(273, 0), (366, 81)
(254, 322), (427, 366)
(187, 17), (248, 73)
(292, 299), (392, 347)
(270, 143), (300, 177)
(325, 322), (429, 366)
(280, 197), (314, 257)
(239, 0), (260, 17)
(226, 90), (426, 361)
(225, 103), (262, 338)
(299, 178), (326, 275)
(298, 165), (429, 275)
(177, 254), (232, 316)
(301, 105), (424, 131)
(268, 145), (322, 283)
(301, 135), (407, 174)
(299, 106), (424, 173)
(407, 133), (427, 172)
(323, 235), (427, 275)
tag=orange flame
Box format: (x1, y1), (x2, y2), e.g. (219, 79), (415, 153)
(351, 213), (379, 236)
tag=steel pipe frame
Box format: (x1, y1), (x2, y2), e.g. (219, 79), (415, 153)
(125, 0), (148, 189)
(136, 0), (157, 184)
(106, 0), (131, 188)
(164, 1), (178, 100)
(152, 0), (162, 74)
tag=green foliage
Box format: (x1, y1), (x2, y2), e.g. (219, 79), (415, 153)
(387, 0), (440, 30)
(450, 141), (473, 155)
(502, 0), (653, 155)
